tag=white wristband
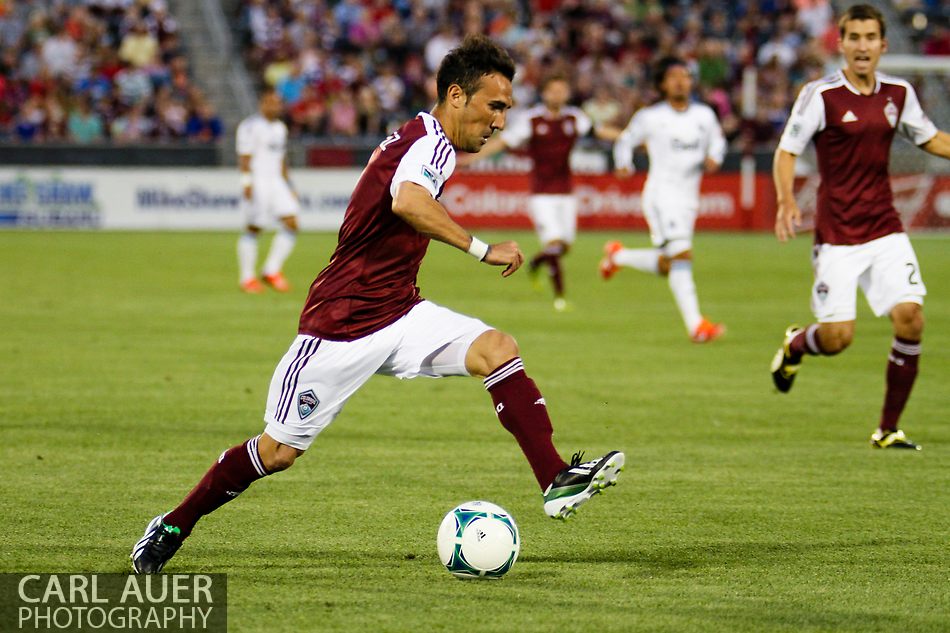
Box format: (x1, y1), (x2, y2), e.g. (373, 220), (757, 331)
(467, 236), (490, 261)
(240, 173), (252, 187)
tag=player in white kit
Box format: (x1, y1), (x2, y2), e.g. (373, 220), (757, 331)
(601, 57), (727, 343)
(236, 89), (301, 293)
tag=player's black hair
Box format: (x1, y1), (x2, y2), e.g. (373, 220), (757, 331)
(436, 34), (516, 103)
(838, 4), (886, 38)
(652, 56), (688, 92)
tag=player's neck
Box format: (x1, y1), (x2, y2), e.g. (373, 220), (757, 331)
(544, 105), (561, 117)
(843, 67), (877, 95)
(667, 97), (689, 112)
(430, 106), (457, 147)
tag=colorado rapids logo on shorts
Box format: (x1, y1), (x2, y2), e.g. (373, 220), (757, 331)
(298, 390), (319, 419)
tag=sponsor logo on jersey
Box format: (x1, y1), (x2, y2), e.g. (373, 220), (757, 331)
(884, 100), (898, 128)
(298, 390), (319, 419)
(421, 165), (440, 189)
(841, 110), (858, 123)
(815, 281), (830, 302)
(671, 138), (701, 151)
(789, 123), (801, 138)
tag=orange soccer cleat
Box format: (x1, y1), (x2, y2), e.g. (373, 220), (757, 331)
(262, 272), (291, 292)
(240, 278), (265, 294)
(691, 318), (725, 343)
(599, 240), (624, 280)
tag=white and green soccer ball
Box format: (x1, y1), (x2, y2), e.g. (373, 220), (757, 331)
(437, 500), (520, 579)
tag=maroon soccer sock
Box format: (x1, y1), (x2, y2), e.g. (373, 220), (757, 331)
(164, 435), (270, 537)
(484, 358), (567, 490)
(880, 337), (921, 432)
(530, 245), (566, 297)
(788, 324), (824, 360)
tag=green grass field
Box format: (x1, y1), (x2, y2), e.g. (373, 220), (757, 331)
(1, 230), (948, 632)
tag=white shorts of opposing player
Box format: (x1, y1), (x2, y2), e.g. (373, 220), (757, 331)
(643, 193), (695, 257)
(262, 301), (492, 450)
(244, 177), (301, 227)
(811, 232), (926, 323)
(529, 194), (577, 245)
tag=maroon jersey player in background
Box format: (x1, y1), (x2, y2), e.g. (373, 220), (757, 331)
(770, 4), (950, 449)
(461, 74), (620, 311)
(131, 35), (625, 574)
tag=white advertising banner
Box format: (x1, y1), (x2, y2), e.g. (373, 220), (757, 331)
(0, 167), (361, 230)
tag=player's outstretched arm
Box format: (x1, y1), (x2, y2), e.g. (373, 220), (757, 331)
(921, 130), (950, 159)
(773, 148), (802, 242)
(392, 181), (523, 276)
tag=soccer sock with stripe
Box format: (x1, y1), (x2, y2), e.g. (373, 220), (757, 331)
(164, 435), (270, 538)
(880, 337), (921, 432)
(262, 227), (297, 277)
(788, 324), (826, 361)
(614, 247), (660, 274)
(484, 358), (568, 490)
(667, 259), (702, 334)
(237, 232), (259, 282)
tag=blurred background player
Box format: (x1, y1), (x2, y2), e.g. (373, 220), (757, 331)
(770, 4), (950, 449)
(461, 74), (619, 311)
(236, 89), (300, 294)
(602, 57), (727, 343)
(131, 36), (624, 574)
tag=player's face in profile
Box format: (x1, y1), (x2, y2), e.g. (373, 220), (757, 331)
(839, 19), (887, 77)
(261, 93), (284, 120)
(459, 72), (513, 153)
(541, 80), (570, 111)
(661, 65), (692, 102)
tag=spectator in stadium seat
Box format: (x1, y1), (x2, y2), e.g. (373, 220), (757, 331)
(68, 95), (105, 143)
(111, 101), (153, 142)
(15, 94), (45, 142)
(118, 20), (159, 69)
(326, 88), (359, 137)
(185, 100), (223, 143)
(275, 62), (306, 106)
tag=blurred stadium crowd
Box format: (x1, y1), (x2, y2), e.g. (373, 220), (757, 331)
(0, 0), (221, 143)
(1, 0), (948, 148)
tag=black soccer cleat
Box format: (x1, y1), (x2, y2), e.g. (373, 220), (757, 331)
(771, 325), (804, 393)
(131, 514), (184, 574)
(543, 450), (624, 519)
(870, 429), (921, 450)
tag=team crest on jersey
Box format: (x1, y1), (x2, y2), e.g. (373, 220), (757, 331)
(536, 122), (549, 135)
(883, 100), (898, 128)
(421, 165), (440, 189)
(298, 390), (319, 419)
(815, 281), (830, 302)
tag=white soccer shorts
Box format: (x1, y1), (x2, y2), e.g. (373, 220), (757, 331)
(810, 232), (926, 323)
(262, 301), (492, 450)
(244, 177), (300, 227)
(528, 194), (577, 245)
(642, 193), (696, 257)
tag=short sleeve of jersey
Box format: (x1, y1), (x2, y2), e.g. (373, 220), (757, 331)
(499, 111), (532, 148)
(898, 84), (938, 146)
(573, 108), (593, 137)
(390, 134), (455, 199)
(778, 82), (824, 155)
(704, 107), (727, 165)
(236, 119), (255, 155)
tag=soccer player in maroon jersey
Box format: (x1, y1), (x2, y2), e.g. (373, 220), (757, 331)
(460, 74), (620, 311)
(131, 36), (625, 574)
(770, 4), (950, 449)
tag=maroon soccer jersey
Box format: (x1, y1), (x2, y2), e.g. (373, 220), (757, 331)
(779, 71), (937, 245)
(298, 113), (456, 340)
(500, 105), (593, 194)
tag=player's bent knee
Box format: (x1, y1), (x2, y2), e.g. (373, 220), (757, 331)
(819, 325), (853, 354)
(658, 255), (672, 276)
(258, 434), (304, 472)
(892, 303), (924, 340)
(280, 216), (299, 232)
(466, 329), (519, 377)
(246, 225), (262, 235)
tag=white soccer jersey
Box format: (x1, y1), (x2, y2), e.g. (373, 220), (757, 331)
(236, 113), (289, 180)
(613, 102), (726, 210)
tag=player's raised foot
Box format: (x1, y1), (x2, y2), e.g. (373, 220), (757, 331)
(262, 272), (291, 292)
(870, 428), (921, 450)
(691, 318), (725, 343)
(543, 450), (624, 520)
(131, 514), (184, 574)
(599, 240), (623, 280)
(771, 325), (803, 393)
(240, 278), (265, 294)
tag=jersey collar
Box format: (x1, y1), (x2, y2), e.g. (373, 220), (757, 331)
(838, 69), (880, 95)
(418, 111), (446, 137)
